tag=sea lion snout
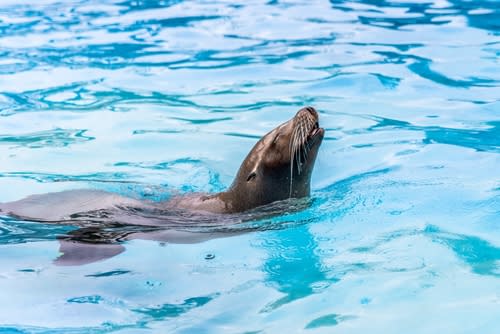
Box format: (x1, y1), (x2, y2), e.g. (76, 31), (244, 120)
(291, 106), (324, 145)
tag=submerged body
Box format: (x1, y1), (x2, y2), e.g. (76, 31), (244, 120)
(0, 107), (324, 222)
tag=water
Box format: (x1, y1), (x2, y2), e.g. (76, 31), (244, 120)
(0, 0), (499, 332)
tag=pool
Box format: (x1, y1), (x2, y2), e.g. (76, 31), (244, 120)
(0, 0), (499, 332)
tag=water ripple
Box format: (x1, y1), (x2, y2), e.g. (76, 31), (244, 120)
(0, 0), (499, 332)
(0, 128), (94, 148)
(0, 171), (137, 183)
(132, 294), (218, 320)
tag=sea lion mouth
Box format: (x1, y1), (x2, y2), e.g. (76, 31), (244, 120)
(307, 121), (323, 141)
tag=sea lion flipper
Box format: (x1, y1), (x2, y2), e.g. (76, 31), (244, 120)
(54, 239), (125, 266)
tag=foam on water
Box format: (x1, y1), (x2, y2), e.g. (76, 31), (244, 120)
(0, 0), (499, 332)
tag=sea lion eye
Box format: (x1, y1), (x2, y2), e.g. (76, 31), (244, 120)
(246, 172), (257, 182)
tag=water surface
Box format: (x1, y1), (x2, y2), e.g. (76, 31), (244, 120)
(0, 0), (499, 332)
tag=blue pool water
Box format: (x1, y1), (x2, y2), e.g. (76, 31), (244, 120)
(0, 0), (499, 332)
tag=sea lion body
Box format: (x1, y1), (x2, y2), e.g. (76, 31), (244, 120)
(0, 107), (324, 265)
(0, 107), (324, 221)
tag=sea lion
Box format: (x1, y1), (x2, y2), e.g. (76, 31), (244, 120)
(0, 106), (324, 265)
(0, 106), (324, 221)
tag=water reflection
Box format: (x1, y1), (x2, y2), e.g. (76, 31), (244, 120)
(332, 0), (500, 33)
(366, 116), (500, 153)
(425, 225), (500, 278)
(260, 225), (333, 312)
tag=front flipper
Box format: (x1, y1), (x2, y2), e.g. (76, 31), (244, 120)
(54, 226), (132, 265)
(55, 240), (126, 266)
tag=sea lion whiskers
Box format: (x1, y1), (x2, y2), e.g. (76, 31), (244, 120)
(289, 124), (300, 197)
(288, 112), (316, 197)
(289, 122), (302, 196)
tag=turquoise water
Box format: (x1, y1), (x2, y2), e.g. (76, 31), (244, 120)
(0, 0), (499, 332)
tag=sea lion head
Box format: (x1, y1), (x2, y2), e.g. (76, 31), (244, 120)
(223, 106), (324, 212)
